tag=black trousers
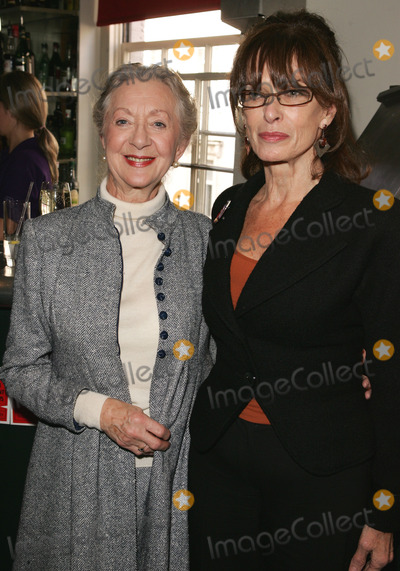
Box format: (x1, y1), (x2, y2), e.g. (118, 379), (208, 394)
(188, 418), (391, 571)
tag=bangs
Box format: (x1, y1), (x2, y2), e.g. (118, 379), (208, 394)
(240, 27), (336, 99)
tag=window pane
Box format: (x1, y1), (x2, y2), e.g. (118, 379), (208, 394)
(182, 79), (195, 99)
(125, 50), (163, 66)
(163, 166), (193, 209)
(204, 135), (236, 170)
(167, 46), (206, 74)
(211, 44), (239, 72)
(207, 80), (236, 134)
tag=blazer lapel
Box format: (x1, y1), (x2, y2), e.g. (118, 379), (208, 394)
(235, 172), (348, 316)
(204, 172), (264, 338)
(205, 171), (349, 326)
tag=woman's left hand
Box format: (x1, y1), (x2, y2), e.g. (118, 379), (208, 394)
(349, 525), (393, 570)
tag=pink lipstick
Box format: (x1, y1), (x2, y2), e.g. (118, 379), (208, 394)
(259, 132), (289, 142)
(124, 155), (155, 167)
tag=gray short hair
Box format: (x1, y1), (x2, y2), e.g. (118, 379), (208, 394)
(93, 63), (197, 143)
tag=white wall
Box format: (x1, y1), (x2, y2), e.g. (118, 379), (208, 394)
(307, 0), (400, 137)
(76, 0), (103, 202)
(77, 0), (125, 202)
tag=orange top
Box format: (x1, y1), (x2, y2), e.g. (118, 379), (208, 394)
(230, 250), (271, 424)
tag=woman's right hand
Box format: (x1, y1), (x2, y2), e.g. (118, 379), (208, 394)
(100, 398), (171, 456)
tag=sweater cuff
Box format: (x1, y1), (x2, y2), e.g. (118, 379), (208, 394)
(74, 390), (109, 430)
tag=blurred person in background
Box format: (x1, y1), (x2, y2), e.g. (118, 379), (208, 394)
(0, 71), (58, 231)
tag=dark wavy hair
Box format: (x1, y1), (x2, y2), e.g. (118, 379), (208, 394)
(230, 10), (370, 183)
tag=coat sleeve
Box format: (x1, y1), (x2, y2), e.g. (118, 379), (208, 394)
(0, 220), (87, 432)
(354, 208), (400, 532)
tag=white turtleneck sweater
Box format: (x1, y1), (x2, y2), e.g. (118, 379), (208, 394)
(74, 178), (165, 466)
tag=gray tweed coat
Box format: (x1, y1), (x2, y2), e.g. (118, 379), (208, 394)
(1, 190), (213, 570)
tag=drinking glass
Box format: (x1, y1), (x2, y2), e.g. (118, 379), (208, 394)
(3, 198), (31, 269)
(40, 181), (52, 215)
(40, 181), (71, 214)
(61, 182), (71, 208)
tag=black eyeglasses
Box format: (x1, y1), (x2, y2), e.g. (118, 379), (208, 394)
(238, 88), (313, 109)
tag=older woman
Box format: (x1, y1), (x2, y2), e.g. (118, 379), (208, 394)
(1, 63), (212, 570)
(189, 10), (398, 571)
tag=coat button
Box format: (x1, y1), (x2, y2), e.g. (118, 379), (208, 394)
(155, 277), (163, 286)
(160, 331), (168, 340)
(157, 263), (164, 271)
(157, 293), (165, 301)
(244, 372), (255, 383)
(157, 232), (166, 241)
(164, 248), (172, 256)
(157, 350), (166, 358)
(159, 311), (168, 320)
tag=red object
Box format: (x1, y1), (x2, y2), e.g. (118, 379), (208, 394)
(97, 0), (221, 26)
(0, 379), (37, 426)
(0, 379), (8, 422)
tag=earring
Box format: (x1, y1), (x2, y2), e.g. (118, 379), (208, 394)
(316, 126), (330, 157)
(319, 126), (328, 148)
(244, 136), (250, 145)
(172, 161), (179, 168)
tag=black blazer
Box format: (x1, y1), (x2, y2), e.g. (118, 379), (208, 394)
(190, 170), (400, 531)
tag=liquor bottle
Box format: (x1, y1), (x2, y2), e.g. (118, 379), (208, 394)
(14, 25), (28, 71)
(59, 108), (74, 158)
(52, 100), (63, 140)
(62, 45), (77, 92)
(37, 43), (50, 90)
(67, 160), (79, 206)
(49, 42), (62, 91)
(3, 24), (15, 73)
(11, 24), (19, 54)
(25, 32), (35, 74)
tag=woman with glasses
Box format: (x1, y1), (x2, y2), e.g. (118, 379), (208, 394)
(188, 10), (398, 571)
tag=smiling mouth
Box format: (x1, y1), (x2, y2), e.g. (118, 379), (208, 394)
(125, 155), (155, 166)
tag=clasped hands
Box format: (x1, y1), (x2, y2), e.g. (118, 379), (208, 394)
(100, 398), (171, 456)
